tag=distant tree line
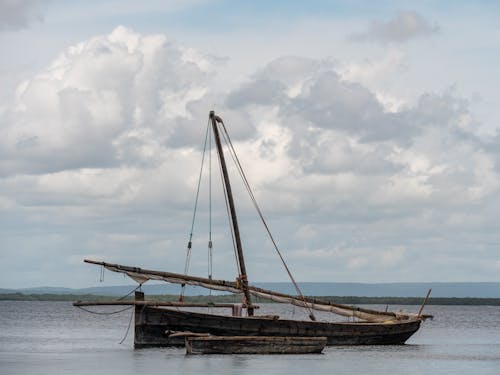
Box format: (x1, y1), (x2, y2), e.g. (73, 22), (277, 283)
(1, 292), (500, 305)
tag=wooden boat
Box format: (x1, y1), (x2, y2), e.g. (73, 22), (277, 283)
(134, 293), (421, 348)
(76, 111), (431, 349)
(185, 336), (327, 355)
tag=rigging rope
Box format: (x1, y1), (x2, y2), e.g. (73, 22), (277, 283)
(75, 305), (133, 315)
(75, 284), (142, 315)
(119, 306), (135, 344)
(116, 284), (142, 301)
(180, 118), (211, 301)
(75, 303), (134, 343)
(217, 119), (317, 321)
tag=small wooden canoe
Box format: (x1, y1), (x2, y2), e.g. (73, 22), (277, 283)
(185, 336), (327, 355)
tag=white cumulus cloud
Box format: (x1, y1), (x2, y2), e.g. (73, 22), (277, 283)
(0, 26), (217, 177)
(1, 28), (499, 287)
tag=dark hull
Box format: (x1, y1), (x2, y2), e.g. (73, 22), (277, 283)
(186, 336), (327, 354)
(134, 306), (421, 348)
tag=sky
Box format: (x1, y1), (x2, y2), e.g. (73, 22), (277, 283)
(1, 0), (499, 289)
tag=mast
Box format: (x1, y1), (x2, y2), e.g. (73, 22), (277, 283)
(209, 111), (254, 316)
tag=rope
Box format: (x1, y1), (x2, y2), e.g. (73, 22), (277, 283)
(180, 117), (211, 300)
(75, 305), (133, 315)
(76, 283), (137, 344)
(76, 279), (141, 316)
(217, 119), (317, 321)
(76, 278), (141, 315)
(116, 284), (142, 301)
(119, 306), (134, 344)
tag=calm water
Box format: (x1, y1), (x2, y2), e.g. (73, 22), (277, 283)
(0, 301), (499, 374)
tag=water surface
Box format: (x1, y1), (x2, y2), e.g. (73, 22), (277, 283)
(1, 302), (499, 374)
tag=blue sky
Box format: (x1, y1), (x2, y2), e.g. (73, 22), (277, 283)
(0, 1), (499, 288)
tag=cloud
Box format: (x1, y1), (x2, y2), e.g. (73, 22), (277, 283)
(1, 28), (500, 287)
(0, 26), (218, 176)
(349, 11), (439, 44)
(0, 0), (48, 31)
(220, 56), (500, 283)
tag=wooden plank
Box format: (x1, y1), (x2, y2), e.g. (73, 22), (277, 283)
(418, 288), (432, 317)
(73, 300), (254, 308)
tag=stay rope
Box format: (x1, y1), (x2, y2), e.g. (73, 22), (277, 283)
(116, 284), (142, 301)
(179, 118), (211, 300)
(217, 119), (317, 321)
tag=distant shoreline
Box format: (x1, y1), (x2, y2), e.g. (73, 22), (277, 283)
(1, 293), (500, 305)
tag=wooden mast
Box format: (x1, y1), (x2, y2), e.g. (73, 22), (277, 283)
(209, 111), (254, 316)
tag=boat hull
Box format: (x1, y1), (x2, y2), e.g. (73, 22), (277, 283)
(134, 306), (421, 348)
(185, 336), (327, 354)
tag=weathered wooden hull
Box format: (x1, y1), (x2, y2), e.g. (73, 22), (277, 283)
(185, 336), (327, 354)
(134, 305), (421, 348)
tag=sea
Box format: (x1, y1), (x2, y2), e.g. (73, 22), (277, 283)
(0, 301), (499, 374)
